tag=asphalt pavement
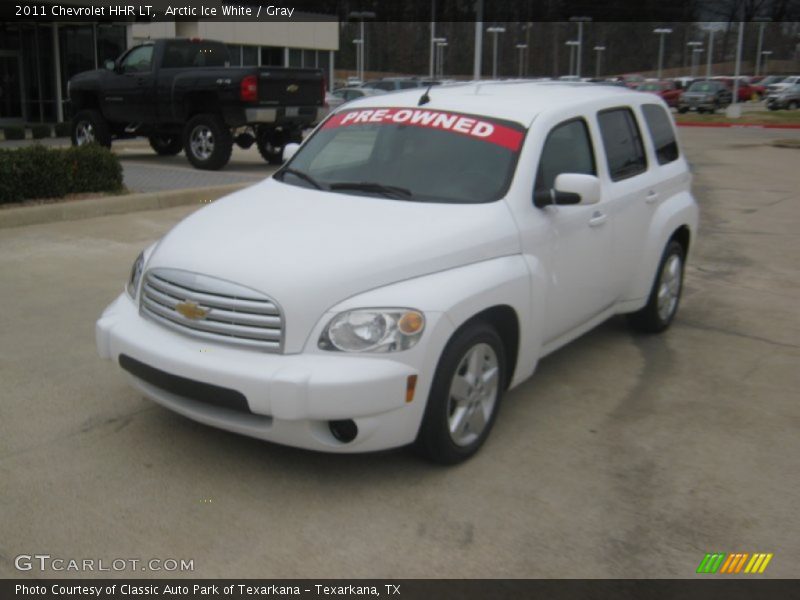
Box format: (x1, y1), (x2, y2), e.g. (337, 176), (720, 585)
(0, 126), (798, 579)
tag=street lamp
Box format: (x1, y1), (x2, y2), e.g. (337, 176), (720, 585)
(349, 10), (375, 84)
(687, 41), (702, 77)
(565, 40), (579, 77)
(593, 45), (606, 79)
(436, 40), (448, 79)
(754, 19), (771, 76)
(706, 28), (715, 79)
(653, 28), (672, 80)
(486, 26), (506, 79)
(761, 50), (773, 76)
(569, 16), (591, 79)
(432, 36), (446, 79)
(515, 43), (528, 78)
(692, 48), (704, 79)
(352, 38), (363, 82)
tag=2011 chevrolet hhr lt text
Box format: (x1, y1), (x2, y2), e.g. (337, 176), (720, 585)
(96, 82), (698, 464)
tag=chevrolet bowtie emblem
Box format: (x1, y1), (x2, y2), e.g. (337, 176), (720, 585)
(286, 84), (299, 93)
(175, 301), (208, 320)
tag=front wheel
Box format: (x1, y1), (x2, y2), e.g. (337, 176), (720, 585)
(415, 321), (505, 464)
(183, 113), (233, 170)
(71, 109), (111, 148)
(148, 134), (183, 156)
(627, 240), (686, 333)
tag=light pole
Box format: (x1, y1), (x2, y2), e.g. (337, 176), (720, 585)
(593, 45), (605, 79)
(487, 26), (506, 79)
(754, 19), (770, 76)
(349, 11), (375, 84)
(566, 40), (579, 77)
(706, 28), (715, 79)
(352, 38), (363, 82)
(687, 41), (702, 77)
(432, 37), (446, 80)
(653, 28), (672, 80)
(730, 20), (744, 116)
(516, 43), (528, 78)
(761, 50), (773, 76)
(692, 47), (704, 78)
(473, 0), (483, 80)
(569, 16), (591, 79)
(429, 0), (436, 79)
(436, 41), (448, 79)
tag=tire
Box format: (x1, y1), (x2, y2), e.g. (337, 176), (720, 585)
(415, 321), (506, 464)
(71, 109), (111, 148)
(627, 240), (686, 334)
(148, 134), (183, 156)
(257, 127), (303, 165)
(183, 113), (233, 170)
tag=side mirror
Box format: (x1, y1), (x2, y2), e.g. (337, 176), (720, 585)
(533, 173), (601, 208)
(282, 142), (301, 162)
(104, 60), (115, 71)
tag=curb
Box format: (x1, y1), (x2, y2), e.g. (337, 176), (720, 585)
(677, 122), (800, 129)
(0, 183), (250, 230)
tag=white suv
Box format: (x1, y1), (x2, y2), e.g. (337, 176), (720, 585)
(97, 82), (698, 464)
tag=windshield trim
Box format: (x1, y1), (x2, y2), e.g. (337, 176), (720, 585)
(275, 106), (529, 205)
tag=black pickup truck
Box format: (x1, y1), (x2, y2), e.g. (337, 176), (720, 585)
(67, 38), (325, 170)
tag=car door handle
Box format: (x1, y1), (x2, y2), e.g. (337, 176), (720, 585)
(645, 191), (659, 204)
(588, 212), (607, 227)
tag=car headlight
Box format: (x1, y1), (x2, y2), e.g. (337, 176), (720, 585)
(319, 309), (425, 353)
(126, 251), (145, 299)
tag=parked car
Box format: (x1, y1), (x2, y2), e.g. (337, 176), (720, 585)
(678, 80), (732, 113)
(636, 81), (682, 107)
(767, 75), (800, 95)
(331, 86), (387, 103)
(97, 82), (697, 464)
(714, 76), (757, 102)
(758, 75), (786, 89)
(671, 76), (699, 91)
(361, 77), (424, 91)
(618, 73), (645, 88)
(766, 83), (800, 110)
(68, 38), (325, 169)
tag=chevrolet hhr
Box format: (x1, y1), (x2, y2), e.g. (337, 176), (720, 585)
(97, 81), (698, 463)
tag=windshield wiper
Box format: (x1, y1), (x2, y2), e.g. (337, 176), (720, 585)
(329, 181), (413, 199)
(278, 168), (324, 190)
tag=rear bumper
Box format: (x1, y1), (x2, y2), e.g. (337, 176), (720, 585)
(96, 294), (431, 452)
(244, 106), (324, 126)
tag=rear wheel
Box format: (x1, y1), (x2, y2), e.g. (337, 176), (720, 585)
(415, 321), (505, 464)
(627, 240), (686, 334)
(256, 127), (303, 165)
(148, 134), (183, 156)
(71, 109), (111, 148)
(183, 113), (233, 170)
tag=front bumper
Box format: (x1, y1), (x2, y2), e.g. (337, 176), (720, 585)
(96, 294), (429, 452)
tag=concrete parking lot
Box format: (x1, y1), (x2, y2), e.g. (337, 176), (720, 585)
(1, 127), (798, 579)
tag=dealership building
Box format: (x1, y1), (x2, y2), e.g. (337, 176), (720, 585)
(0, 2), (339, 125)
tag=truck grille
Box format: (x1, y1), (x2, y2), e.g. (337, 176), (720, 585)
(140, 268), (283, 352)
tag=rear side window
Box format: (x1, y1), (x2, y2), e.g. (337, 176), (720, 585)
(535, 118), (596, 192)
(641, 104), (679, 165)
(597, 107), (647, 181)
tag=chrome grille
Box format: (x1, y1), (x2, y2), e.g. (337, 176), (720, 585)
(140, 268), (283, 352)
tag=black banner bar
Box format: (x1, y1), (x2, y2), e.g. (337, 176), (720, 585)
(4, 580), (800, 600)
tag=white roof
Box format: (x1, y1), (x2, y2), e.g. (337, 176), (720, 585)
(336, 80), (641, 127)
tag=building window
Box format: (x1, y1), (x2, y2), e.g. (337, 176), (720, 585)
(227, 44), (242, 66)
(261, 46), (282, 66)
(288, 48), (302, 67)
(96, 25), (126, 68)
(242, 45), (258, 66)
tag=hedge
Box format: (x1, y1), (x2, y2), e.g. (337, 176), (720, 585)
(31, 124), (52, 139)
(3, 126), (25, 140)
(0, 144), (123, 204)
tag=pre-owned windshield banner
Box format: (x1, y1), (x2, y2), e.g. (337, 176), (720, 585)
(322, 108), (526, 151)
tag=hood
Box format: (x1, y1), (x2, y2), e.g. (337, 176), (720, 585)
(147, 178), (521, 351)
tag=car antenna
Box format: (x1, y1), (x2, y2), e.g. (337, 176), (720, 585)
(418, 82), (435, 106)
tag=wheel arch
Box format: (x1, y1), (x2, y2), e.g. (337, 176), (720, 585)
(453, 305), (520, 391)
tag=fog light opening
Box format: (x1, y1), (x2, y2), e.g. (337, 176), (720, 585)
(329, 419), (358, 443)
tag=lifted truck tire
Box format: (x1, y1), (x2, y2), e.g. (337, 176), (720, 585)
(183, 113), (233, 170)
(256, 127), (303, 165)
(71, 109), (112, 148)
(148, 134), (183, 156)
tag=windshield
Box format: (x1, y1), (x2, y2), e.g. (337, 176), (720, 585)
(276, 107), (526, 204)
(688, 82), (716, 93)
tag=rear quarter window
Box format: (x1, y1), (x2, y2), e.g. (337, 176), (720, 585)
(597, 107), (647, 181)
(641, 104), (680, 165)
